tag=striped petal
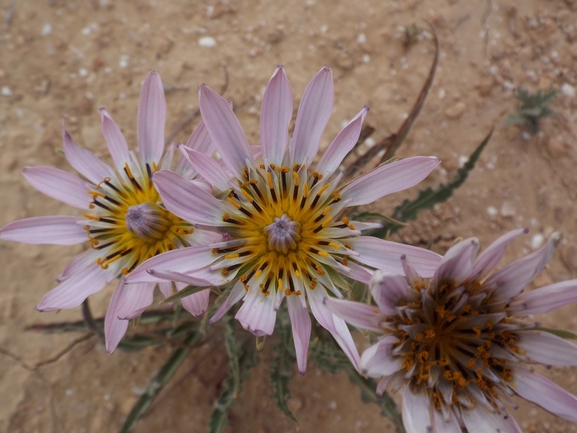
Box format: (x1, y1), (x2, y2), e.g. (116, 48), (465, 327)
(485, 232), (562, 301)
(516, 330), (577, 366)
(0, 215), (86, 245)
(181, 289), (210, 316)
(153, 169), (226, 226)
(341, 156), (440, 207)
(37, 262), (110, 311)
(235, 288), (277, 336)
(348, 237), (442, 278)
(290, 66), (334, 166)
(137, 71), (166, 165)
(99, 108), (131, 172)
(178, 145), (231, 191)
(210, 280), (247, 324)
(307, 286), (360, 370)
(104, 279), (129, 353)
(287, 293), (311, 374)
(360, 336), (403, 377)
(471, 228), (528, 279)
(116, 282), (156, 319)
(126, 245), (218, 283)
(22, 166), (92, 209)
(512, 369), (577, 423)
(184, 120), (213, 156)
(62, 126), (114, 185)
(369, 270), (416, 315)
(198, 84), (253, 178)
(509, 280), (577, 315)
(434, 238), (479, 285)
(325, 297), (383, 332)
(261, 66), (293, 167)
(461, 407), (523, 433)
(402, 387), (432, 433)
(315, 106), (368, 176)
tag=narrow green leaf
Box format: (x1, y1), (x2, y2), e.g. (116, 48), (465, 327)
(162, 285), (209, 304)
(209, 337), (261, 433)
(530, 327), (577, 340)
(119, 330), (203, 433)
(270, 338), (297, 422)
(224, 317), (240, 398)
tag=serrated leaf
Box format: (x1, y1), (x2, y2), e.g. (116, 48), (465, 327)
(162, 284), (209, 304)
(223, 317), (240, 398)
(120, 330), (203, 433)
(368, 128), (493, 236)
(504, 114), (529, 127)
(210, 337), (261, 433)
(530, 327), (577, 340)
(270, 338), (297, 422)
(310, 338), (353, 375)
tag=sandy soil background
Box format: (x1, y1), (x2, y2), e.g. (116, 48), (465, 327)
(1, 0), (577, 432)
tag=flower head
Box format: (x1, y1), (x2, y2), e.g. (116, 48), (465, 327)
(0, 71), (216, 352)
(328, 229), (577, 431)
(127, 66), (442, 372)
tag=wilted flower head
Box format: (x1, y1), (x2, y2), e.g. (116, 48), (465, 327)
(127, 66), (442, 372)
(328, 229), (577, 432)
(0, 72), (216, 352)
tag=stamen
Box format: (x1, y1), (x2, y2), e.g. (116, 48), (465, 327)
(264, 215), (300, 254)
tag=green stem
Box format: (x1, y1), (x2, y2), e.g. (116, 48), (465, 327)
(81, 299), (103, 337)
(119, 330), (203, 433)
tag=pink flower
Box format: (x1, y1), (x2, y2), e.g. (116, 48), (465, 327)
(328, 229), (577, 432)
(127, 66), (442, 373)
(0, 71), (218, 353)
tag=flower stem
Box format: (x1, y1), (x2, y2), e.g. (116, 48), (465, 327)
(119, 329), (203, 433)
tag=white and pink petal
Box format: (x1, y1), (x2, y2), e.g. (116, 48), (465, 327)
(341, 156), (440, 207)
(137, 71), (166, 165)
(0, 216), (86, 245)
(290, 66), (334, 166)
(22, 166), (92, 209)
(198, 85), (253, 178)
(62, 126), (114, 185)
(37, 262), (110, 311)
(261, 66), (293, 167)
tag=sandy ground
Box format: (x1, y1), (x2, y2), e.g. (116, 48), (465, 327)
(1, 0), (577, 432)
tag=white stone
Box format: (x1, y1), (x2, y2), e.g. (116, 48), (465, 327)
(357, 33), (366, 44)
(561, 83), (576, 98)
(1, 86), (12, 96)
(531, 233), (544, 249)
(41, 24), (53, 36)
(198, 36), (217, 47)
(486, 206), (498, 216)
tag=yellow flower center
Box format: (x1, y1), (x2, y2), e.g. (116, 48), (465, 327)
(84, 163), (194, 274)
(213, 164), (356, 298)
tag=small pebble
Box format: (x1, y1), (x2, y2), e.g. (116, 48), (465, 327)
(41, 23), (53, 36)
(198, 36), (217, 47)
(487, 206), (498, 217)
(500, 201), (516, 218)
(1, 86), (12, 96)
(561, 83), (576, 98)
(531, 233), (544, 249)
(444, 102), (467, 119)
